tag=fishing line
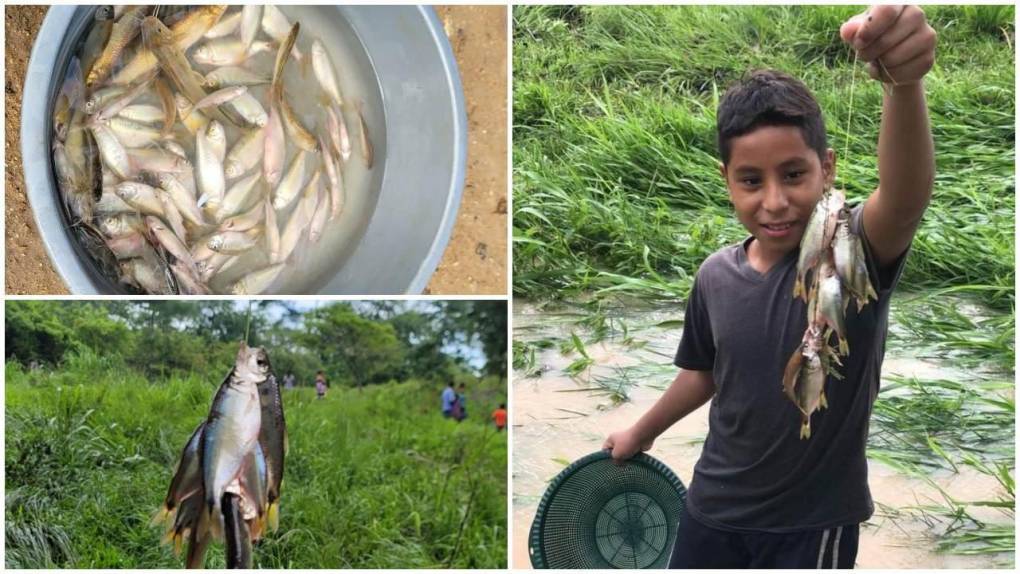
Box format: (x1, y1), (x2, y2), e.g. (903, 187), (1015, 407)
(244, 300), (253, 343)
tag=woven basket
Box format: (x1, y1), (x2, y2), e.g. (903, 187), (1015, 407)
(528, 450), (687, 569)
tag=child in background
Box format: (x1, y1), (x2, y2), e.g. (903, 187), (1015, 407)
(315, 370), (328, 399)
(492, 403), (507, 432)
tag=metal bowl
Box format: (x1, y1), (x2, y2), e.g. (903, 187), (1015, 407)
(21, 5), (466, 294)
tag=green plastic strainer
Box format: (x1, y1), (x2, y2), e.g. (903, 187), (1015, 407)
(529, 450), (687, 569)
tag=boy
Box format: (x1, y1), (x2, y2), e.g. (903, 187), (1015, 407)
(603, 6), (935, 569)
(492, 403), (508, 431)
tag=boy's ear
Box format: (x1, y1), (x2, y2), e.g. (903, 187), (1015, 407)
(718, 161), (727, 181)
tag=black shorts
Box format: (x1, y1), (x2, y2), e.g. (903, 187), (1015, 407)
(668, 505), (860, 569)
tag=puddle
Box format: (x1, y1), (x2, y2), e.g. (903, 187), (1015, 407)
(512, 298), (1013, 569)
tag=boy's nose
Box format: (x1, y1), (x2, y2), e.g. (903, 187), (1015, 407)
(762, 181), (790, 213)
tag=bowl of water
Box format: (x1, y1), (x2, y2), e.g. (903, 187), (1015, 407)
(21, 5), (466, 294)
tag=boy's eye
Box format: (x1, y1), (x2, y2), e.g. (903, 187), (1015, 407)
(740, 176), (761, 187)
(785, 170), (806, 181)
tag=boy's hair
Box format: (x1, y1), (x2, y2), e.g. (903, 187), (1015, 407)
(499, 403), (506, 409)
(716, 70), (828, 166)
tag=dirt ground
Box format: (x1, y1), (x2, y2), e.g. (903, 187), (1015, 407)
(4, 5), (507, 295)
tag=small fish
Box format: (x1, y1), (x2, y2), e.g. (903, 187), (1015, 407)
(113, 5), (228, 86)
(200, 343), (268, 532)
(171, 260), (212, 295)
(256, 373), (287, 531)
(308, 185), (330, 243)
(794, 193), (830, 300)
(196, 121), (226, 209)
(220, 201), (265, 232)
(157, 422), (206, 527)
(196, 251), (234, 283)
(156, 191), (189, 244)
(81, 17), (113, 85)
(832, 216), (877, 312)
(208, 229), (261, 254)
(53, 139), (92, 223)
(94, 72), (156, 123)
(96, 188), (134, 215)
(116, 104), (166, 125)
(319, 142), (344, 221)
(225, 128), (266, 179)
(279, 95), (318, 152)
(84, 86), (129, 115)
(193, 38), (271, 67)
(814, 261), (849, 355)
(106, 230), (148, 260)
(115, 181), (164, 215)
(277, 172), (320, 262)
(203, 10), (242, 39)
(207, 120), (228, 164)
(183, 86), (248, 120)
(162, 140), (189, 160)
(356, 103), (374, 169)
(94, 6), (115, 21)
(218, 172), (263, 221)
(120, 256), (175, 294)
(263, 104), (286, 186)
(90, 124), (133, 179)
(311, 39), (343, 106)
(106, 116), (166, 148)
(86, 6), (146, 87)
(262, 6), (304, 61)
(204, 67), (271, 89)
(231, 263), (285, 295)
(782, 331), (828, 440)
(327, 104), (352, 162)
(240, 6), (262, 51)
(126, 147), (190, 174)
(272, 150), (308, 210)
(264, 199), (280, 262)
(226, 92), (269, 129)
(174, 92), (211, 135)
(99, 212), (144, 237)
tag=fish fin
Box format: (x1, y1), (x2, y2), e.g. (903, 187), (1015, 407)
(838, 338), (849, 357)
(800, 419), (811, 440)
(197, 194), (210, 208)
(819, 390), (828, 410)
(151, 506), (172, 526)
(267, 501), (279, 532)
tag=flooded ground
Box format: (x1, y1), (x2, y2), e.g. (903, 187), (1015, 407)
(512, 297), (1013, 569)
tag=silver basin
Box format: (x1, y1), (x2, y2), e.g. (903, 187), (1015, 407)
(21, 5), (467, 294)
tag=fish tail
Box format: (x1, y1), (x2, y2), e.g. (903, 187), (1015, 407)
(267, 501), (280, 532)
(151, 505), (172, 526)
(838, 338), (849, 356)
(866, 283), (878, 302)
(800, 419), (811, 440)
(793, 278), (804, 300)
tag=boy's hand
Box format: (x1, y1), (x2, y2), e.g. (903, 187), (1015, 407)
(603, 427), (653, 463)
(839, 5), (936, 85)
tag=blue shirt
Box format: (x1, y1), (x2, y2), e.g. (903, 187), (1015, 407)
(441, 387), (456, 412)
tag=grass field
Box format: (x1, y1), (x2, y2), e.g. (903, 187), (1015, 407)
(5, 350), (507, 569)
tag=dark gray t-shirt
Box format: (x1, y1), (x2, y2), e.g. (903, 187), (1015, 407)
(674, 204), (907, 533)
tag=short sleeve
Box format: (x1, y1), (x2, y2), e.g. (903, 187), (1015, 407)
(674, 273), (716, 370)
(849, 203), (909, 295)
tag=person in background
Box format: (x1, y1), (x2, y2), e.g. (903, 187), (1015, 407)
(283, 371), (296, 389)
(454, 383), (468, 422)
(492, 403), (507, 432)
(315, 370), (328, 399)
(441, 382), (457, 418)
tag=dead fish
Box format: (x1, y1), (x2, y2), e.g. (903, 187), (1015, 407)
(115, 181), (164, 215)
(174, 92), (211, 135)
(81, 17), (113, 85)
(120, 256), (174, 294)
(204, 66), (271, 89)
(90, 124), (133, 179)
(203, 10), (242, 39)
(219, 201), (265, 232)
(240, 6), (262, 51)
(231, 263), (285, 295)
(84, 85), (129, 116)
(184, 86), (248, 120)
(200, 343), (268, 529)
(94, 72), (156, 123)
(112, 5), (228, 86)
(171, 260), (212, 295)
(356, 103), (374, 169)
(262, 6), (304, 61)
(126, 147), (189, 174)
(146, 215), (198, 275)
(208, 229), (261, 254)
(158, 173), (207, 227)
(832, 216), (877, 312)
(310, 39), (342, 106)
(225, 128), (266, 180)
(264, 199), (280, 262)
(272, 150), (308, 210)
(814, 260), (849, 355)
(782, 331), (828, 440)
(155, 421), (206, 528)
(794, 192), (830, 300)
(86, 6), (146, 87)
(308, 184), (330, 243)
(116, 104), (167, 125)
(218, 170), (263, 220)
(193, 38), (272, 67)
(157, 190), (189, 243)
(263, 104), (286, 186)
(226, 92), (268, 129)
(257, 373), (287, 531)
(277, 171), (319, 262)
(318, 134), (344, 221)
(196, 121), (226, 209)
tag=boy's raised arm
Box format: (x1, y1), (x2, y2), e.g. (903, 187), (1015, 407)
(840, 5), (937, 267)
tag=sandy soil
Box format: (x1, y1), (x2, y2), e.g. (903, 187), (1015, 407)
(4, 5), (507, 295)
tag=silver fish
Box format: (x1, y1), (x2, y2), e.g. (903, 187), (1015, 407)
(196, 121), (226, 209)
(310, 39), (342, 106)
(201, 343), (268, 526)
(208, 229), (261, 254)
(257, 373), (286, 531)
(203, 10), (241, 39)
(184, 86), (249, 120)
(225, 128), (266, 179)
(115, 181), (163, 215)
(271, 150), (308, 210)
(204, 66), (271, 89)
(231, 263), (285, 295)
(832, 217), (877, 312)
(218, 170), (263, 220)
(90, 124), (133, 179)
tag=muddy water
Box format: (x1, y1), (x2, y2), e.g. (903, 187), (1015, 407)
(512, 300), (1011, 569)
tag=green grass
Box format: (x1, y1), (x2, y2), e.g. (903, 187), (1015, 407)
(513, 5), (1014, 309)
(5, 352), (507, 569)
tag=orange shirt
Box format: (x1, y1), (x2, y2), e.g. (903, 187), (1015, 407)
(492, 408), (507, 428)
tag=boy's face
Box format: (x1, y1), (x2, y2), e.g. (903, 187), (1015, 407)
(720, 125), (834, 254)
